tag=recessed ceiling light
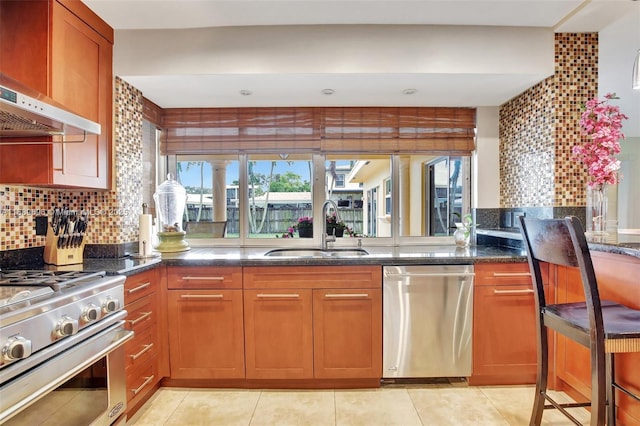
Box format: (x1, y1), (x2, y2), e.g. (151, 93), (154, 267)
(402, 88), (418, 95)
(321, 89), (335, 95)
(239, 90), (252, 96)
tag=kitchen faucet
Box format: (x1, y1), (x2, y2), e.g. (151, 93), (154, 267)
(321, 200), (340, 250)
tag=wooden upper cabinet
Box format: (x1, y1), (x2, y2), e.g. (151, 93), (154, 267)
(0, 0), (50, 93)
(0, 0), (113, 189)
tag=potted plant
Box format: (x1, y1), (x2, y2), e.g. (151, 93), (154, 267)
(326, 213), (348, 237)
(294, 216), (313, 238)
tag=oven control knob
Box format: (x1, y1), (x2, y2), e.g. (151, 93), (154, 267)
(82, 303), (102, 323)
(55, 316), (79, 337)
(102, 297), (120, 314)
(2, 336), (32, 361)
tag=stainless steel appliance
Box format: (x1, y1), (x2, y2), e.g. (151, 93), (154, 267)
(383, 265), (474, 378)
(0, 72), (100, 141)
(0, 270), (133, 425)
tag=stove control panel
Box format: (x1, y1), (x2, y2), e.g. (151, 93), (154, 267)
(0, 282), (125, 368)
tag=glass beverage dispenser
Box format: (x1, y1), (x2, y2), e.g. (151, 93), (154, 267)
(153, 174), (190, 252)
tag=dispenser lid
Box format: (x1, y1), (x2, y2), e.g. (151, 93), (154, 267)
(155, 173), (186, 197)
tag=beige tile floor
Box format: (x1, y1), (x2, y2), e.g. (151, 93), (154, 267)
(127, 383), (590, 426)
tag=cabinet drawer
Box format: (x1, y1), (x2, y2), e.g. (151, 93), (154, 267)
(125, 325), (158, 373)
(475, 263), (532, 286)
(126, 359), (159, 407)
(244, 265), (382, 290)
(168, 266), (242, 289)
(124, 269), (157, 304)
(125, 293), (157, 332)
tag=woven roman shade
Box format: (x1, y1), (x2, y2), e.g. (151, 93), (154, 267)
(160, 107), (475, 155)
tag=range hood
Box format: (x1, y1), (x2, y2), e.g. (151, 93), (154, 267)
(0, 74), (100, 143)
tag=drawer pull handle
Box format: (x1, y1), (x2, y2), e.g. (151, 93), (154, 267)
(385, 271), (475, 278)
(491, 272), (531, 277)
(129, 311), (152, 325)
(128, 282), (151, 294)
(180, 294), (224, 299)
(130, 343), (154, 360)
(182, 276), (225, 281)
(257, 293), (300, 299)
(132, 375), (155, 395)
(493, 289), (535, 295)
(324, 293), (369, 298)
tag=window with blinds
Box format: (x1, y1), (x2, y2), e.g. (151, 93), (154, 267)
(159, 106), (476, 155)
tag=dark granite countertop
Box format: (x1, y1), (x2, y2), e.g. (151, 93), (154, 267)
(82, 256), (162, 276)
(477, 228), (640, 259)
(6, 231), (639, 276)
(158, 244), (526, 267)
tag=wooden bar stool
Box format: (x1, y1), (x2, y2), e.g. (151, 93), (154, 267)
(519, 216), (640, 426)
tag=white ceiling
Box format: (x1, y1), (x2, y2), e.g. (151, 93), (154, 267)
(82, 0), (638, 108)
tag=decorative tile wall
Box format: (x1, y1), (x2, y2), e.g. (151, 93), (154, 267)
(500, 33), (598, 208)
(499, 77), (555, 207)
(0, 78), (144, 252)
(554, 33), (598, 206)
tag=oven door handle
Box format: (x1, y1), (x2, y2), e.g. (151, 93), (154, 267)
(0, 322), (134, 424)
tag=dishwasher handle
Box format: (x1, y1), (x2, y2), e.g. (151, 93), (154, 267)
(384, 271), (475, 278)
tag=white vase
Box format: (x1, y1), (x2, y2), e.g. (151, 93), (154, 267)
(454, 223), (471, 247)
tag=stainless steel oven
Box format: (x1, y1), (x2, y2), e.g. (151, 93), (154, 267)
(0, 270), (133, 425)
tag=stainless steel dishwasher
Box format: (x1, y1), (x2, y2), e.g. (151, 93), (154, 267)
(383, 265), (475, 378)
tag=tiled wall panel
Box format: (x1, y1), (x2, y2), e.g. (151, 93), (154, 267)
(500, 77), (555, 207)
(500, 33), (597, 208)
(0, 78), (143, 252)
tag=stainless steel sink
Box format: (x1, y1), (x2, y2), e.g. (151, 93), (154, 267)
(264, 248), (369, 257)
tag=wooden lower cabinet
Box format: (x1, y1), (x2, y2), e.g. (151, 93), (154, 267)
(166, 266), (245, 379)
(555, 254), (640, 425)
(123, 267), (163, 417)
(243, 289), (314, 379)
(470, 262), (542, 385)
(313, 288), (382, 379)
(243, 265), (382, 382)
(167, 289), (245, 378)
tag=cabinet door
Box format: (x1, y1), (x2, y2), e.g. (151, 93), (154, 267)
(49, 1), (112, 189)
(243, 289), (313, 379)
(313, 289), (382, 379)
(471, 263), (539, 385)
(168, 289), (245, 379)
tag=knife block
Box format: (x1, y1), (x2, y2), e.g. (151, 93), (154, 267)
(44, 224), (85, 266)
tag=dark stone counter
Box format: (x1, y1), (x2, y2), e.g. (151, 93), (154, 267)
(158, 244), (526, 267)
(4, 230), (639, 275)
(477, 228), (640, 259)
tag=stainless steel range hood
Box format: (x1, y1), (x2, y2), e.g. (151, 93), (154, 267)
(0, 74), (101, 143)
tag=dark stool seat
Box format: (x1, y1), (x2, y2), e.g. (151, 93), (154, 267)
(520, 216), (640, 426)
(545, 300), (640, 352)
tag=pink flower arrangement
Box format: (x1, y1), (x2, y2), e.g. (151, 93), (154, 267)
(573, 93), (628, 188)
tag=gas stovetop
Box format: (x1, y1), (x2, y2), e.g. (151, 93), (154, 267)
(0, 270), (106, 306)
(0, 269), (127, 378)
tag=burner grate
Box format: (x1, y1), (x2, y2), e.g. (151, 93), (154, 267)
(0, 270), (106, 290)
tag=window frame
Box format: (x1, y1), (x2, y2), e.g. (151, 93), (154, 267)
(163, 152), (462, 247)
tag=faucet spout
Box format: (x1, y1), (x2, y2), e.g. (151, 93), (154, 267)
(321, 200), (340, 250)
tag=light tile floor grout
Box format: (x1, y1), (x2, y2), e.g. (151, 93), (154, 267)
(127, 384), (590, 426)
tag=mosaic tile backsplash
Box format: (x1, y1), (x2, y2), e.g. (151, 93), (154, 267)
(500, 33), (598, 208)
(0, 78), (144, 252)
